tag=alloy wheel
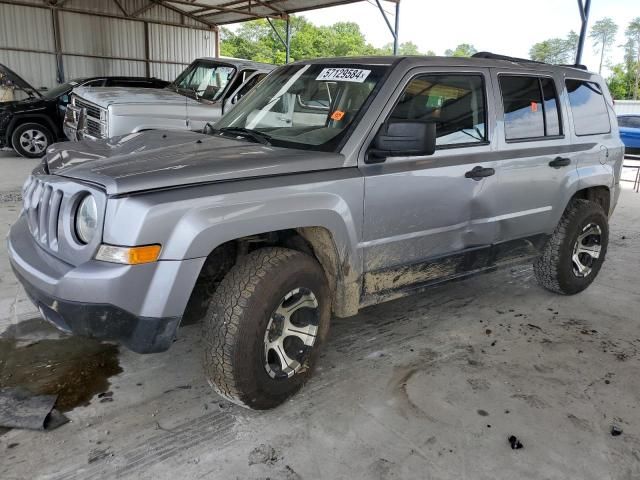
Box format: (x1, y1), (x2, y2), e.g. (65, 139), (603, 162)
(263, 287), (319, 379)
(19, 129), (48, 155)
(572, 223), (602, 278)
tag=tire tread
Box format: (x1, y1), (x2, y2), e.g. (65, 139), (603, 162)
(202, 247), (301, 407)
(533, 198), (606, 294)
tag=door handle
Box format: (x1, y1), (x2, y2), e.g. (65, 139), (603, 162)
(549, 156), (571, 168)
(465, 166), (495, 180)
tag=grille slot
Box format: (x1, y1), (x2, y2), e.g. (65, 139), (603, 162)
(75, 98), (102, 119)
(86, 118), (103, 138)
(23, 178), (64, 252)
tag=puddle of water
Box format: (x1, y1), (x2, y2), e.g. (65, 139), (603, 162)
(0, 319), (122, 412)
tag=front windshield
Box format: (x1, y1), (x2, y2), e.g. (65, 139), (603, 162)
(0, 73), (39, 101)
(172, 61), (236, 101)
(214, 63), (388, 152)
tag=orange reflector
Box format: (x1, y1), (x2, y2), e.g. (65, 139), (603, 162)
(128, 245), (162, 264)
(96, 244), (162, 265)
(331, 110), (345, 121)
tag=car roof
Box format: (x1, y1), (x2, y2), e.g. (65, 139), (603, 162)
(197, 57), (275, 71)
(294, 55), (597, 77)
(69, 76), (164, 82)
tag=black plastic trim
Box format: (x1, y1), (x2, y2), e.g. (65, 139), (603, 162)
(12, 266), (180, 354)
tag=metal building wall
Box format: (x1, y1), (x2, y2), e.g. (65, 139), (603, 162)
(0, 0), (216, 90)
(0, 3), (57, 88)
(148, 24), (215, 80)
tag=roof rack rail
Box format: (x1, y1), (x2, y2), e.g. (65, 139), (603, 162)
(557, 63), (588, 70)
(471, 52), (545, 64)
(472, 52), (590, 71)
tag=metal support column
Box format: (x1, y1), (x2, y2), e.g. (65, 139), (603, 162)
(374, 0), (399, 55)
(51, 6), (65, 83)
(393, 1), (400, 55)
(285, 16), (291, 63)
(575, 0), (591, 64)
(213, 26), (220, 58)
(143, 22), (151, 78)
(267, 17), (291, 64)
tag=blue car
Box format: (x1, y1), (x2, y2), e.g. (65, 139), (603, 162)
(618, 114), (640, 155)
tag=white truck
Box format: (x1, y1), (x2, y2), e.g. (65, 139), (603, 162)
(63, 58), (273, 141)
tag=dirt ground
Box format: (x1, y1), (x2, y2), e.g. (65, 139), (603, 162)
(0, 168), (639, 479)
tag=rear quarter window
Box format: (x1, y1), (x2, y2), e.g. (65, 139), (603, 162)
(565, 79), (610, 136)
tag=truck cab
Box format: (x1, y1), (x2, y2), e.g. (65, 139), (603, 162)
(63, 58), (274, 141)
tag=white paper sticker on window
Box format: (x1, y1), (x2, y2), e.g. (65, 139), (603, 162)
(315, 68), (371, 83)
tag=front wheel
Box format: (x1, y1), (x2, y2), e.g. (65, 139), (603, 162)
(534, 199), (609, 295)
(11, 122), (53, 158)
(202, 247), (331, 410)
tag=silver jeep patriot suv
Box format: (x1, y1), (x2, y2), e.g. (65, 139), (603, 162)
(8, 53), (624, 410)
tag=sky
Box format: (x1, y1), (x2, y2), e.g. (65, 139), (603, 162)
(237, 0), (638, 76)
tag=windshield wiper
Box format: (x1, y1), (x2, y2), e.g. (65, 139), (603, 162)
(218, 127), (272, 145)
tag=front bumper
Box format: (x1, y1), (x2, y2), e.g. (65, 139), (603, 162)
(13, 266), (179, 353)
(8, 214), (205, 353)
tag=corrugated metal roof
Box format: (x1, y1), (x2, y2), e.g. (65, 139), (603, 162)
(165, 0), (379, 25)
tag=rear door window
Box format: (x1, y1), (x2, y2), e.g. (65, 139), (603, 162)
(565, 79), (610, 136)
(499, 75), (562, 140)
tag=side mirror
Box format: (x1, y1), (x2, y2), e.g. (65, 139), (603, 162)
(367, 120), (436, 163)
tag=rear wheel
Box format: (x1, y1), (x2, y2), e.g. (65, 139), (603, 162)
(11, 122), (53, 158)
(534, 199), (608, 295)
(202, 247), (330, 410)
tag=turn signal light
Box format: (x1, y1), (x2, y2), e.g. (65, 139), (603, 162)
(96, 244), (161, 265)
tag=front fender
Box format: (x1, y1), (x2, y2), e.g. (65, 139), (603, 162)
(103, 172), (365, 277)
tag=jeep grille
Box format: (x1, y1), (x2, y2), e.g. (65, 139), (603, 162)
(23, 177), (64, 251)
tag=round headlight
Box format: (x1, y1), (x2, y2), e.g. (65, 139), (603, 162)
(76, 194), (97, 244)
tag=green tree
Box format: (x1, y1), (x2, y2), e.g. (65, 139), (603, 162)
(590, 18), (618, 74)
(529, 31), (578, 64)
(220, 17), (382, 64)
(379, 41), (434, 56)
(444, 43), (477, 57)
(626, 17), (640, 99)
(606, 63), (633, 99)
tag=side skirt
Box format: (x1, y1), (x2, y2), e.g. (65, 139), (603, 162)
(360, 234), (549, 308)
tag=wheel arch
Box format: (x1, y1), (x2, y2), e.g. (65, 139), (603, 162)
(570, 185), (611, 216)
(7, 114), (59, 141)
(182, 225), (362, 324)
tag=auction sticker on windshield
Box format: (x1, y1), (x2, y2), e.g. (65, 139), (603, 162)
(316, 68), (371, 83)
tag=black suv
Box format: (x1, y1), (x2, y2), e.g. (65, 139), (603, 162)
(0, 64), (168, 158)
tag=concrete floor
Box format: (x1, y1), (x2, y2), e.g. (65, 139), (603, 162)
(1, 152), (639, 479)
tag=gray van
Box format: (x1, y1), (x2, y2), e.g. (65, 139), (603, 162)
(9, 53), (623, 410)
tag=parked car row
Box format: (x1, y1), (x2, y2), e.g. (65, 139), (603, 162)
(1, 58), (274, 158)
(0, 63), (169, 157)
(8, 53), (624, 410)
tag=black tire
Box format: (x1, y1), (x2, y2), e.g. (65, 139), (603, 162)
(202, 247), (331, 410)
(533, 199), (609, 295)
(11, 122), (53, 158)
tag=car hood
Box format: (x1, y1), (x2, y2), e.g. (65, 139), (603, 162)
(0, 96), (50, 112)
(72, 86), (196, 108)
(46, 130), (346, 195)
